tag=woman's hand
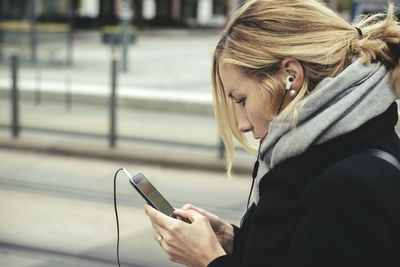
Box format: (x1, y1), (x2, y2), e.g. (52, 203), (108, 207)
(179, 204), (234, 255)
(144, 204), (226, 267)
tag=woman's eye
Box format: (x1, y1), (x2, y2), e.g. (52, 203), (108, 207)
(236, 98), (246, 106)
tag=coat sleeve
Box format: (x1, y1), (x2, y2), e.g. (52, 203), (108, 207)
(207, 255), (240, 267)
(207, 225), (241, 267)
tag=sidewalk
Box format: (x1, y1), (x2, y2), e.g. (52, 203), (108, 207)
(0, 146), (250, 267)
(0, 29), (220, 115)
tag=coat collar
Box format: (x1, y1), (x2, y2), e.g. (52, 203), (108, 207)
(259, 102), (399, 195)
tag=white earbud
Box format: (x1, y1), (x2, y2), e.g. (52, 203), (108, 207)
(285, 76), (294, 90)
(285, 76), (296, 97)
(278, 76), (296, 114)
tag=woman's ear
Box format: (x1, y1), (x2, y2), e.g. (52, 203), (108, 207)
(280, 58), (304, 91)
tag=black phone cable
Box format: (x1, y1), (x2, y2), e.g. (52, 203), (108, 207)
(246, 140), (262, 210)
(114, 168), (123, 267)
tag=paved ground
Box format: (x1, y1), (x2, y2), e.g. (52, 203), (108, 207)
(0, 29), (220, 115)
(0, 147), (251, 267)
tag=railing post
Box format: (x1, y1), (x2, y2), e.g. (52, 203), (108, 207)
(35, 71), (41, 106)
(67, 0), (74, 66)
(0, 31), (3, 63)
(218, 137), (225, 159)
(11, 55), (19, 137)
(29, 0), (37, 65)
(0, 3), (3, 64)
(120, 0), (132, 72)
(110, 59), (117, 147)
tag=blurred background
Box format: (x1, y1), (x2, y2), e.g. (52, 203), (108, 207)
(0, 0), (399, 266)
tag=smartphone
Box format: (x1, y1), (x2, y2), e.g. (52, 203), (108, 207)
(122, 169), (175, 217)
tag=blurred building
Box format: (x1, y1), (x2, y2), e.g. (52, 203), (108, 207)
(2, 0), (399, 28)
(101, 0), (243, 28)
(0, 0), (243, 65)
(0, 0), (243, 28)
(129, 0), (242, 27)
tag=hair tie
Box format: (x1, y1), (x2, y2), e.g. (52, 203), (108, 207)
(355, 27), (363, 39)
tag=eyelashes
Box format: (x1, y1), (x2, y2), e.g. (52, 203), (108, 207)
(235, 98), (246, 106)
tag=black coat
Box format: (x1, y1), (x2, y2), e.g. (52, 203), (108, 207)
(209, 102), (400, 267)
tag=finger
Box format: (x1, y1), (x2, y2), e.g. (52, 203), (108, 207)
(145, 204), (175, 226)
(144, 205), (169, 230)
(174, 209), (205, 223)
(153, 231), (162, 241)
(145, 204), (182, 239)
(181, 204), (198, 211)
(181, 204), (207, 215)
(181, 203), (194, 210)
(144, 203), (156, 215)
(172, 209), (191, 222)
(153, 233), (169, 252)
(152, 228), (169, 250)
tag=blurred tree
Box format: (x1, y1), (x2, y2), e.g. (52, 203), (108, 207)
(2, 0), (29, 19)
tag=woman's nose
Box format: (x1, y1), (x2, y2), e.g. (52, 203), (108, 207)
(238, 120), (252, 133)
(238, 109), (252, 133)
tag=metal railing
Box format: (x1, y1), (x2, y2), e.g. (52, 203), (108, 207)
(11, 55), (19, 137)
(4, 54), (228, 159)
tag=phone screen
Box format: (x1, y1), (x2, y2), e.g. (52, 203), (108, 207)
(130, 172), (175, 217)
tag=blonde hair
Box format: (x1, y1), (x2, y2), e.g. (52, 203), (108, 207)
(212, 0), (400, 175)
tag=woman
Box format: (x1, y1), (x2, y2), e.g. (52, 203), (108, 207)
(145, 0), (400, 266)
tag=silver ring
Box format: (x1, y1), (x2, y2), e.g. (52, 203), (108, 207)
(157, 235), (163, 246)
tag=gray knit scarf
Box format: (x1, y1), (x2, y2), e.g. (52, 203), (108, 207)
(250, 58), (398, 205)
